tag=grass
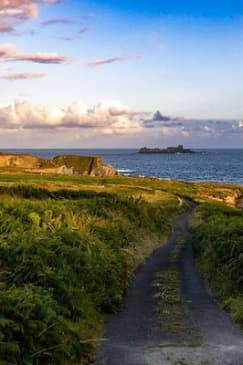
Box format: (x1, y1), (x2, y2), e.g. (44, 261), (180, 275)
(0, 178), (184, 365)
(154, 268), (183, 334)
(0, 173), (241, 364)
(189, 202), (243, 328)
(0, 154), (108, 176)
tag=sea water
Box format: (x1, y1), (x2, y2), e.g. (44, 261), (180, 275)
(2, 149), (243, 184)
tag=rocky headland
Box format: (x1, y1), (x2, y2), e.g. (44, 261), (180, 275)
(0, 153), (117, 177)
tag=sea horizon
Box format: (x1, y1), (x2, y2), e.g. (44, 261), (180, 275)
(1, 148), (242, 184)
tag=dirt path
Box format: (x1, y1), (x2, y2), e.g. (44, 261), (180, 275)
(95, 203), (243, 365)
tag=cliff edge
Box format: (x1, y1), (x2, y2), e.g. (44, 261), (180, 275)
(0, 153), (117, 177)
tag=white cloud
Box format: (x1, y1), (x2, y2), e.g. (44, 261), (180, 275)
(0, 99), (142, 135)
(0, 100), (242, 145)
(238, 121), (243, 128)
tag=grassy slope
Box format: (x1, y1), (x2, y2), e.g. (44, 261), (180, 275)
(189, 202), (243, 328)
(0, 176), (184, 365)
(0, 173), (242, 364)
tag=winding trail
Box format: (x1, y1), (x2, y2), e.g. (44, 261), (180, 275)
(95, 202), (243, 365)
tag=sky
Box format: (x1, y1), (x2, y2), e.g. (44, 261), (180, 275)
(1, 0), (243, 148)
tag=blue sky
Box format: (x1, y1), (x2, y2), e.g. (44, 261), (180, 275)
(0, 0), (243, 147)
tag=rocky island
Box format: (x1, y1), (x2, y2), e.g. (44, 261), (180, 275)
(0, 153), (117, 177)
(139, 145), (194, 154)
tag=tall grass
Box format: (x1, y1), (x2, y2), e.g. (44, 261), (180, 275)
(0, 185), (181, 364)
(190, 202), (243, 327)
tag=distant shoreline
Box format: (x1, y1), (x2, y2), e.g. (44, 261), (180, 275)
(1, 148), (243, 151)
(0, 149), (242, 184)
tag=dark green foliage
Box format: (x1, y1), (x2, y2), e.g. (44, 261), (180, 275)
(191, 203), (243, 326)
(0, 185), (112, 200)
(0, 185), (173, 364)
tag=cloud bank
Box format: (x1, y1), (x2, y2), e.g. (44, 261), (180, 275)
(143, 110), (243, 137)
(0, 100), (141, 135)
(0, 102), (242, 146)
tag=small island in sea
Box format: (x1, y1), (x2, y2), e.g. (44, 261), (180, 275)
(139, 144), (195, 154)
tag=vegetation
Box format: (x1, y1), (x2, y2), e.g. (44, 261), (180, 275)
(190, 202), (243, 327)
(154, 268), (183, 334)
(0, 173), (242, 364)
(0, 153), (116, 177)
(0, 180), (182, 365)
(50, 155), (102, 174)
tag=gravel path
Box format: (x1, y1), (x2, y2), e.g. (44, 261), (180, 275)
(95, 203), (243, 365)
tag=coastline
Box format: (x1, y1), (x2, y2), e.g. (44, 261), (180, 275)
(0, 148), (240, 184)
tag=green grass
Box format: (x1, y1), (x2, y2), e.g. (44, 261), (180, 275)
(0, 173), (242, 364)
(51, 155), (100, 174)
(190, 202), (243, 327)
(0, 180), (183, 365)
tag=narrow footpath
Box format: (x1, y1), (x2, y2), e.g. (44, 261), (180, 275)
(95, 202), (243, 365)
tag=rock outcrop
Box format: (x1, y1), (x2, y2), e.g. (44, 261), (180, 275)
(139, 145), (194, 154)
(207, 188), (243, 209)
(0, 153), (117, 177)
(0, 154), (41, 168)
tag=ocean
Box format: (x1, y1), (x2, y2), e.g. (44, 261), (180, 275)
(2, 149), (243, 184)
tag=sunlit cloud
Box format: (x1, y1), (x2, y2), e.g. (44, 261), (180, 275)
(86, 54), (142, 68)
(0, 0), (60, 33)
(0, 100), (242, 145)
(0, 43), (15, 57)
(16, 52), (69, 64)
(86, 56), (128, 68)
(0, 43), (70, 64)
(0, 100), (141, 136)
(1, 71), (47, 80)
(0, 22), (14, 32)
(0, 1), (38, 22)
